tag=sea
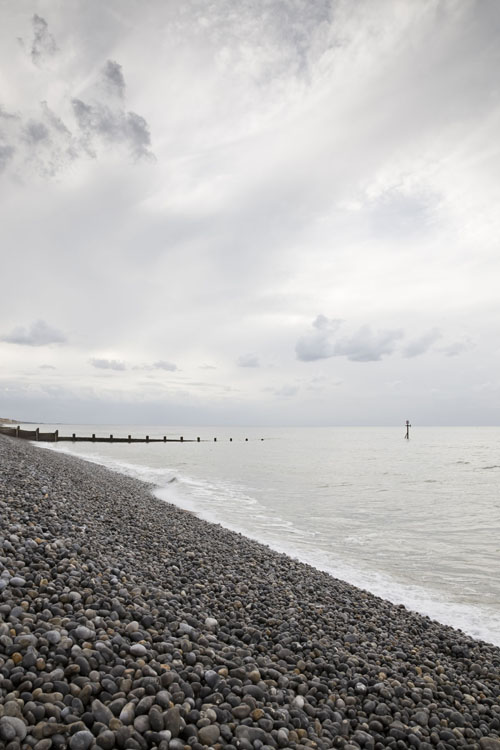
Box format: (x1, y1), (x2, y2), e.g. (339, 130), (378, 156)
(30, 424), (500, 647)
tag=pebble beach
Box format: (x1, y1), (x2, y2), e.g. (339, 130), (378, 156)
(0, 435), (499, 750)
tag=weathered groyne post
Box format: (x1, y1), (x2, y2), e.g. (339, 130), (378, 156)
(405, 420), (411, 439)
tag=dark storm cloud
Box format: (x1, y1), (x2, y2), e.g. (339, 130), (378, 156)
(90, 358), (127, 371)
(296, 317), (403, 362)
(237, 354), (260, 368)
(103, 60), (126, 98)
(30, 15), (57, 66)
(403, 328), (441, 358)
(1, 320), (66, 346)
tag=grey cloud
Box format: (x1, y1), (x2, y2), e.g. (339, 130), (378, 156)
(72, 98), (153, 160)
(0, 106), (19, 121)
(23, 119), (50, 144)
(334, 326), (404, 362)
(0, 100), (76, 178)
(1, 45), (152, 180)
(0, 145), (15, 173)
(153, 360), (178, 371)
(41, 101), (72, 136)
(90, 358), (126, 371)
(103, 60), (126, 98)
(70, 59), (153, 160)
(125, 112), (153, 160)
(440, 341), (470, 357)
(296, 317), (403, 362)
(237, 354), (260, 368)
(1, 320), (66, 346)
(403, 328), (441, 358)
(31, 15), (57, 66)
(295, 315), (342, 361)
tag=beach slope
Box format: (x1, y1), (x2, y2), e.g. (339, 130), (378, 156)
(0, 435), (499, 750)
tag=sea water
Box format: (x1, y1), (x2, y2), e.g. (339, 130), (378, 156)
(33, 424), (500, 646)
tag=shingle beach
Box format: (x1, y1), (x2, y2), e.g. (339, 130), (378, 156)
(1, 435), (499, 750)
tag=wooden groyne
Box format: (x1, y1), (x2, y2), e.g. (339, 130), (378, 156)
(0, 426), (198, 443)
(0, 426), (259, 443)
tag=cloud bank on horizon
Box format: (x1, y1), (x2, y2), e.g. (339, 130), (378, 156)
(1, 0), (499, 425)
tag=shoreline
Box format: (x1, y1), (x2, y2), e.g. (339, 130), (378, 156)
(1, 434), (499, 750)
(36, 439), (500, 648)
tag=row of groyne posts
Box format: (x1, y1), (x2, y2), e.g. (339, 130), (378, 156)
(0, 425), (260, 443)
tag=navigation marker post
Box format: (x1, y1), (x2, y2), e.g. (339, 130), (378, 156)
(405, 420), (411, 440)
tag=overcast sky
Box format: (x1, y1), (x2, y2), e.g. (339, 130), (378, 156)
(1, 0), (500, 426)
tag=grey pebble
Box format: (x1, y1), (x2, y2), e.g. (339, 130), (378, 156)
(0, 716), (28, 740)
(129, 643), (147, 656)
(69, 729), (94, 750)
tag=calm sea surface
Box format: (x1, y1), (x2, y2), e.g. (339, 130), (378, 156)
(32, 425), (500, 646)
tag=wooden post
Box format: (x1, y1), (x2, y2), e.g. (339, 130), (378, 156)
(55, 430), (58, 442)
(110, 434), (113, 442)
(72, 433), (76, 441)
(405, 420), (411, 440)
(35, 428), (39, 441)
(128, 435), (131, 442)
(16, 426), (20, 438)
(214, 437), (217, 442)
(163, 436), (166, 442)
(146, 435), (149, 443)
(92, 434), (96, 441)
(180, 436), (183, 442)
(230, 438), (232, 442)
(197, 437), (200, 442)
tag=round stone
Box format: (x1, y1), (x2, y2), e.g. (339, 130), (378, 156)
(69, 730), (94, 750)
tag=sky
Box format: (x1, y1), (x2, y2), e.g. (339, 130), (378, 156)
(1, 0), (500, 426)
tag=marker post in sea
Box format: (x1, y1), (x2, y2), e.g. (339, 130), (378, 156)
(405, 420), (411, 440)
